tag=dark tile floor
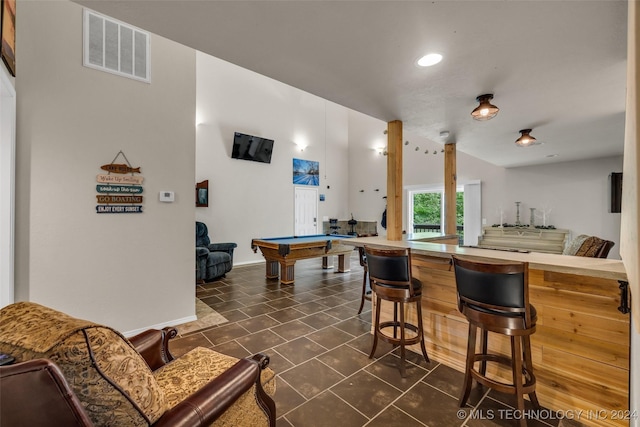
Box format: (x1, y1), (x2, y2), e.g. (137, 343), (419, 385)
(169, 252), (582, 427)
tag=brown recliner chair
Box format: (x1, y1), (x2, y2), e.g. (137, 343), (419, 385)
(0, 302), (276, 427)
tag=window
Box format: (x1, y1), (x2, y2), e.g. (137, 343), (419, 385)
(413, 192), (443, 226)
(409, 187), (463, 241)
(406, 181), (481, 246)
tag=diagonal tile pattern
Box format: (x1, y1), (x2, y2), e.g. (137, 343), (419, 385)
(170, 252), (581, 427)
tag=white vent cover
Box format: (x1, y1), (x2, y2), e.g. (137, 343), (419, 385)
(83, 9), (150, 83)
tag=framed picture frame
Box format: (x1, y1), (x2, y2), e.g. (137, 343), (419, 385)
(1, 0), (16, 77)
(196, 180), (208, 207)
(293, 158), (319, 186)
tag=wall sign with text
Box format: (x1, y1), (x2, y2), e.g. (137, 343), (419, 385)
(96, 151), (144, 214)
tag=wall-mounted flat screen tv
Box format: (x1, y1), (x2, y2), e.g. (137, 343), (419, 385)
(231, 132), (274, 164)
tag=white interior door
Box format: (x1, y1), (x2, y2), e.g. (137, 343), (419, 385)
(294, 187), (318, 236)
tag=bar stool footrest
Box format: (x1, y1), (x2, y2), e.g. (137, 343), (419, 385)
(470, 353), (537, 395)
(377, 321), (422, 346)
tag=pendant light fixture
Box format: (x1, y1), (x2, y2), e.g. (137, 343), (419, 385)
(471, 94), (499, 121)
(515, 129), (537, 147)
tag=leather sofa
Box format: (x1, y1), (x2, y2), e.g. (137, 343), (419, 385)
(0, 302), (276, 426)
(196, 221), (237, 282)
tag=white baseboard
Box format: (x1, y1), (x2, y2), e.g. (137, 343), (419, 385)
(233, 260), (265, 267)
(122, 314), (197, 338)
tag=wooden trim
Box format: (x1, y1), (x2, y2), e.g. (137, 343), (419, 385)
(444, 143), (457, 235)
(386, 120), (403, 240)
(621, 0), (640, 331)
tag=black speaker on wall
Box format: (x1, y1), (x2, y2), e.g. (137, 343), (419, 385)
(610, 172), (622, 213)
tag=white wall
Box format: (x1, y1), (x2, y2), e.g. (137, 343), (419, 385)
(15, 1), (197, 333)
(347, 112), (622, 258)
(347, 110), (388, 234)
(195, 52), (350, 264)
(503, 157), (623, 258)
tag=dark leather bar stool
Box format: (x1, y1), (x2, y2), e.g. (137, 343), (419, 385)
(356, 233), (378, 314)
(364, 245), (429, 377)
(452, 255), (540, 427)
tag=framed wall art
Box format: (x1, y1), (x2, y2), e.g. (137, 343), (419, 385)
(196, 180), (208, 207)
(1, 0), (16, 76)
(293, 158), (319, 186)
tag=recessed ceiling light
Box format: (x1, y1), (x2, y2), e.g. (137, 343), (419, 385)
(417, 53), (443, 67)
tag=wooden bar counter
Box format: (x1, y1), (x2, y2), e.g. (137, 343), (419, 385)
(343, 235), (629, 427)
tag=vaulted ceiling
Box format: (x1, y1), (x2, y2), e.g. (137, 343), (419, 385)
(74, 0), (628, 168)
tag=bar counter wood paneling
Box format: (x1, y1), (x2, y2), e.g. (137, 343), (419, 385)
(343, 236), (629, 427)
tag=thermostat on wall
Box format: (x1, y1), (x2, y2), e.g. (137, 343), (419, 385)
(159, 191), (175, 202)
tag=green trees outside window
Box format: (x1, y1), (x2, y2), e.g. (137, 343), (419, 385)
(413, 191), (464, 227)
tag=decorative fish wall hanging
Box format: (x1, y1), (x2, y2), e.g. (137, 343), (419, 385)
(100, 163), (141, 174)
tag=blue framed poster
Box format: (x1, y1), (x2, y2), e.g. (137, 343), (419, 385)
(293, 158), (319, 186)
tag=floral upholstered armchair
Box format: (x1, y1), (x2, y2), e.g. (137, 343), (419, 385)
(196, 221), (237, 282)
(0, 302), (276, 426)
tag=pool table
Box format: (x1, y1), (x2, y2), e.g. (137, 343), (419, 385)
(251, 234), (354, 284)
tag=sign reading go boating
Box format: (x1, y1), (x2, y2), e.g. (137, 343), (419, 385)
(96, 151), (144, 214)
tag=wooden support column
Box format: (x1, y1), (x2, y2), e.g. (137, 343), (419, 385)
(386, 120), (403, 240)
(443, 143), (457, 236)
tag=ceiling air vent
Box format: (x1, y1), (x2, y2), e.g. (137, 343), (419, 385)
(83, 9), (150, 83)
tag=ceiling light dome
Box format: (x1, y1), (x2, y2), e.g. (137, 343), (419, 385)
(515, 129), (537, 147)
(417, 53), (443, 67)
(471, 94), (499, 121)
